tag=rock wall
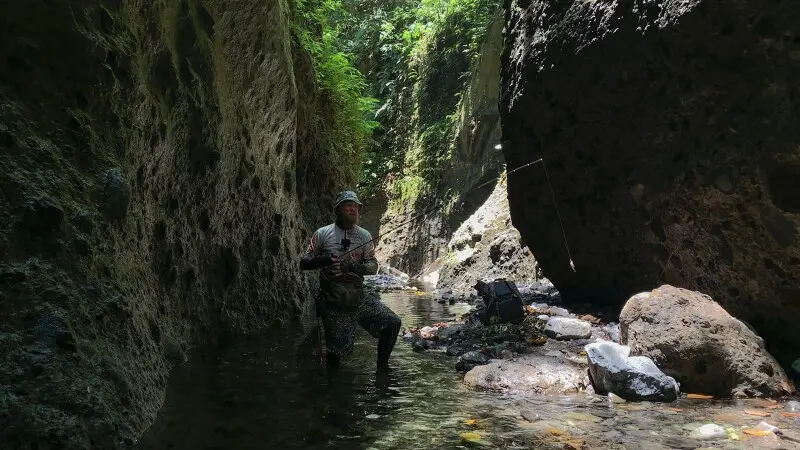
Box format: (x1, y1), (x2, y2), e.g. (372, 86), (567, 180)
(372, 13), (507, 277)
(0, 0), (346, 447)
(499, 0), (800, 361)
(432, 175), (541, 298)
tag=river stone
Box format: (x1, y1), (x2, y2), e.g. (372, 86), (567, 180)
(545, 317), (592, 340)
(690, 424), (726, 440)
(463, 353), (590, 394)
(585, 340), (679, 402)
(456, 351), (489, 372)
(438, 324), (466, 340)
(620, 285), (795, 398)
(548, 306), (570, 317)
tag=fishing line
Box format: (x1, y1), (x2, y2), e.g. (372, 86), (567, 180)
(338, 157), (576, 272)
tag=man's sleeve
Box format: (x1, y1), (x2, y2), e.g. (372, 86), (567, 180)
(305, 230), (321, 258)
(360, 232), (378, 275)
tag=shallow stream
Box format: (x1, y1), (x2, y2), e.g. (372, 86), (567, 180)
(136, 291), (800, 449)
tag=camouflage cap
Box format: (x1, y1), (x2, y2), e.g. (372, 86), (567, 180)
(333, 190), (363, 212)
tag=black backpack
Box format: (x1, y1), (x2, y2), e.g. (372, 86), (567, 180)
(473, 279), (525, 324)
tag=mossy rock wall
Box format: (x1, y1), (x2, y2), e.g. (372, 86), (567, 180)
(0, 0), (346, 447)
(373, 13), (506, 276)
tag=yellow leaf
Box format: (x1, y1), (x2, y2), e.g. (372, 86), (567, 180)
(742, 429), (771, 437)
(464, 419), (478, 426)
(744, 410), (771, 417)
(460, 432), (482, 442)
(547, 427), (566, 436)
(686, 393), (714, 399)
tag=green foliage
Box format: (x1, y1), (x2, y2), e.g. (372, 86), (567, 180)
(293, 0), (380, 182)
(334, 0), (501, 198)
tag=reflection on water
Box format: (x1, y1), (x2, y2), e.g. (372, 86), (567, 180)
(136, 292), (800, 450)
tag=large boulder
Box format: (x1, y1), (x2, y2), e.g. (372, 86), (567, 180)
(499, 0), (800, 359)
(620, 285), (795, 397)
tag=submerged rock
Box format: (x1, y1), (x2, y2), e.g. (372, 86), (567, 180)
(585, 340), (679, 402)
(464, 353), (590, 394)
(620, 285), (795, 398)
(689, 424), (726, 440)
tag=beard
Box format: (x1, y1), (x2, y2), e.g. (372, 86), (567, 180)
(337, 211), (358, 228)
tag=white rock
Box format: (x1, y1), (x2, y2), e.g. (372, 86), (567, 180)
(690, 424), (726, 440)
(545, 317), (592, 340)
(585, 340), (680, 402)
(419, 326), (439, 340)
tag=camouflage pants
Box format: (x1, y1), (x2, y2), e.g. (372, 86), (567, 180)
(321, 290), (402, 359)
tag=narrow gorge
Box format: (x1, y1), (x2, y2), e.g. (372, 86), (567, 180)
(2, 0), (799, 448)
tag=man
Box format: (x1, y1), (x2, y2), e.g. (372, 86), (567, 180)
(300, 191), (401, 372)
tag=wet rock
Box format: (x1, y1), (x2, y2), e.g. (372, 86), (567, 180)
(586, 340), (679, 402)
(463, 353), (590, 394)
(786, 401), (800, 412)
(620, 285), (795, 397)
(545, 317), (591, 340)
(661, 436), (704, 449)
(446, 346), (464, 356)
(438, 324), (466, 340)
(792, 358), (800, 375)
(364, 274), (410, 291)
(412, 339), (430, 352)
(100, 168), (130, 221)
(690, 424), (726, 440)
(520, 410), (540, 422)
(419, 326), (439, 340)
(456, 351), (489, 372)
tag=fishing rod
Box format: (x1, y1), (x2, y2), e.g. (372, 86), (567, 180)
(339, 157), (576, 272)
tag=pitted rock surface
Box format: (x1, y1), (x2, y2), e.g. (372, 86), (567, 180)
(499, 0), (800, 361)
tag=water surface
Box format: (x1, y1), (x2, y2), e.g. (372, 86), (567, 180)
(136, 292), (800, 449)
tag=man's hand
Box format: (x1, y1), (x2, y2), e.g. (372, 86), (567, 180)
(321, 256), (343, 278)
(301, 255), (340, 271)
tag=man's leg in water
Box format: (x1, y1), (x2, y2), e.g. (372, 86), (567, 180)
(321, 305), (358, 368)
(356, 294), (402, 371)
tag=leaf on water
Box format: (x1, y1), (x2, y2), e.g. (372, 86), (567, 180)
(547, 426), (566, 436)
(781, 412), (800, 418)
(460, 431), (482, 443)
(744, 410), (772, 417)
(464, 419), (478, 426)
(742, 429), (772, 437)
(686, 393), (714, 399)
